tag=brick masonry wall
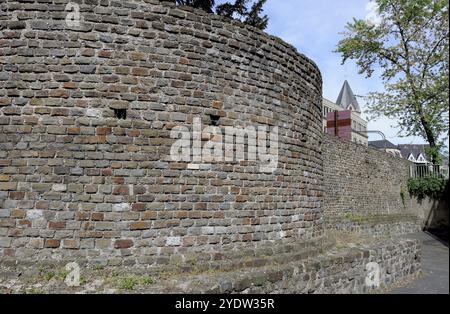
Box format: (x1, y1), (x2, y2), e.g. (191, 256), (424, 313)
(0, 0), (323, 266)
(1, 237), (421, 294)
(152, 238), (421, 294)
(322, 134), (432, 234)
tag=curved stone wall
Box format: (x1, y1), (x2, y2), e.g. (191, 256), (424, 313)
(0, 0), (323, 265)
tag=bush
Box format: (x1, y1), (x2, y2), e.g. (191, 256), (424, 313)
(407, 176), (448, 200)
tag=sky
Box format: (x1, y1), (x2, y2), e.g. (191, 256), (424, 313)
(217, 0), (432, 145)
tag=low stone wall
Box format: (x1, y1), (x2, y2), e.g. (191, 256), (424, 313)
(0, 237), (421, 294)
(150, 238), (421, 294)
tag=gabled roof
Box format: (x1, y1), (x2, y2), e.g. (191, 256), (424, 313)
(369, 140), (398, 150)
(336, 80), (361, 113)
(398, 144), (430, 160)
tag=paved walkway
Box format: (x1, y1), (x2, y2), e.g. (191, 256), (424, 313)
(389, 232), (449, 294)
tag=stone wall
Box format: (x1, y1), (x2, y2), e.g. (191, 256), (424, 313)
(0, 237), (422, 294)
(322, 134), (435, 234)
(154, 238), (421, 294)
(0, 0), (323, 266)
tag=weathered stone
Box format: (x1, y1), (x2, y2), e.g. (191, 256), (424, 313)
(52, 184), (67, 192)
(166, 237), (181, 246)
(0, 237), (12, 248)
(112, 203), (131, 212)
(130, 221), (151, 230)
(26, 210), (43, 220)
(44, 239), (60, 248)
(114, 239), (133, 249)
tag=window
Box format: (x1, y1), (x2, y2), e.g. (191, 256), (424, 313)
(114, 108), (127, 119)
(209, 114), (220, 126)
(417, 154), (426, 163)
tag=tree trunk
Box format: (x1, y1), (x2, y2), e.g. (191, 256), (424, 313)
(420, 114), (438, 163)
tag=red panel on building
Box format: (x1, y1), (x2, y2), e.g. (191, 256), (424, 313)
(326, 110), (352, 141)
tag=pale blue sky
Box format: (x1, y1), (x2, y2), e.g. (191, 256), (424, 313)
(217, 0), (430, 145)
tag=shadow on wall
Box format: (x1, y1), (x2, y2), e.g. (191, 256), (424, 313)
(422, 180), (449, 246)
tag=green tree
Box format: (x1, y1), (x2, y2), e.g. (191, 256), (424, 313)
(216, 0), (269, 30)
(216, 0), (247, 18)
(336, 0), (449, 163)
(172, 0), (215, 13)
(245, 0), (269, 30)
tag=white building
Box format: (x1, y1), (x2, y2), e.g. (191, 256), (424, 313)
(322, 81), (368, 146)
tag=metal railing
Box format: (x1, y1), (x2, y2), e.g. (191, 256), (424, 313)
(410, 163), (449, 179)
(354, 130), (387, 145)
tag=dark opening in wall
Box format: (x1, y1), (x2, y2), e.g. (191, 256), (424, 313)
(114, 108), (127, 119)
(209, 114), (220, 126)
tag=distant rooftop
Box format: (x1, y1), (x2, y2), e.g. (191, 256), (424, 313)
(398, 144), (430, 160)
(369, 140), (398, 150)
(336, 80), (361, 113)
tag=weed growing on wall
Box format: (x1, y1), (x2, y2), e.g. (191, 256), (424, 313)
(400, 187), (407, 207)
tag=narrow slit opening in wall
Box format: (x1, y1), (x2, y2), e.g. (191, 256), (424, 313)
(114, 108), (127, 119)
(209, 114), (220, 126)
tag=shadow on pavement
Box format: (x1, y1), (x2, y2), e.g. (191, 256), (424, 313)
(425, 228), (449, 248)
